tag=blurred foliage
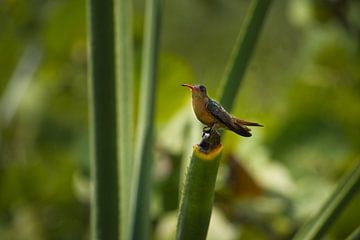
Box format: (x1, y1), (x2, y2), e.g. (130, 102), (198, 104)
(0, 0), (359, 239)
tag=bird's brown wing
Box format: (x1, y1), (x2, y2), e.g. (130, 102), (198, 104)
(206, 100), (252, 137)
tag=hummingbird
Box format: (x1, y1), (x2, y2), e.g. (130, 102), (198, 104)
(182, 84), (262, 137)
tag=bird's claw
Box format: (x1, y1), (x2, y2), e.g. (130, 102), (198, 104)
(199, 127), (221, 153)
(202, 127), (211, 138)
(203, 126), (211, 133)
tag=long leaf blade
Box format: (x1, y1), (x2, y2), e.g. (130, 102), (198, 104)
(219, 0), (272, 111)
(87, 0), (119, 238)
(114, 0), (134, 239)
(294, 161), (360, 240)
(130, 0), (162, 239)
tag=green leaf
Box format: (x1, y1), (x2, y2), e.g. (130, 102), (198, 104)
(219, 0), (272, 111)
(130, 0), (162, 239)
(294, 161), (360, 240)
(114, 0), (134, 239)
(346, 226), (360, 240)
(87, 0), (119, 238)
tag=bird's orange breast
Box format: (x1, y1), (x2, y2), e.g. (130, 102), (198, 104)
(192, 97), (215, 126)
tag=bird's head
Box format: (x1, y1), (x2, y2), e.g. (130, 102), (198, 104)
(181, 84), (207, 98)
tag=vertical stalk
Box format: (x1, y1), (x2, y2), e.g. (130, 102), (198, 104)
(176, 145), (223, 240)
(114, 0), (134, 239)
(87, 0), (119, 239)
(130, 0), (162, 239)
(218, 0), (272, 111)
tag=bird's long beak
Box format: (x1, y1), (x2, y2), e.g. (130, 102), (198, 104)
(181, 84), (195, 91)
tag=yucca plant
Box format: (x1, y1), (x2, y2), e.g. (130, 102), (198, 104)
(87, 0), (360, 239)
(88, 0), (161, 239)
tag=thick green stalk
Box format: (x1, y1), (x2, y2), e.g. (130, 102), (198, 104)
(218, 0), (272, 111)
(130, 0), (162, 239)
(176, 145), (223, 240)
(293, 161), (360, 240)
(114, 0), (134, 239)
(87, 0), (119, 239)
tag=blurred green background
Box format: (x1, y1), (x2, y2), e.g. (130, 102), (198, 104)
(1, 0), (359, 239)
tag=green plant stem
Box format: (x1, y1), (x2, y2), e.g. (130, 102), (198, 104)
(114, 0), (134, 239)
(87, 0), (119, 239)
(218, 0), (272, 111)
(176, 144), (223, 240)
(294, 161), (360, 240)
(130, 0), (162, 239)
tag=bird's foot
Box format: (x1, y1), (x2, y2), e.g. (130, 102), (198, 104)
(199, 127), (221, 153)
(203, 126), (211, 133)
(202, 127), (211, 138)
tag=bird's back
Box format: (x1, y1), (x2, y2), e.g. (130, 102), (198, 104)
(206, 98), (259, 137)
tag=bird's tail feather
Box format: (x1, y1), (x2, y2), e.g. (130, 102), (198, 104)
(233, 118), (263, 127)
(230, 118), (263, 137)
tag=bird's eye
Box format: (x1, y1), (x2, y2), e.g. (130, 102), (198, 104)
(199, 85), (206, 92)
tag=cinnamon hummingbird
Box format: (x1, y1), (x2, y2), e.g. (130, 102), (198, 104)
(182, 84), (262, 137)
